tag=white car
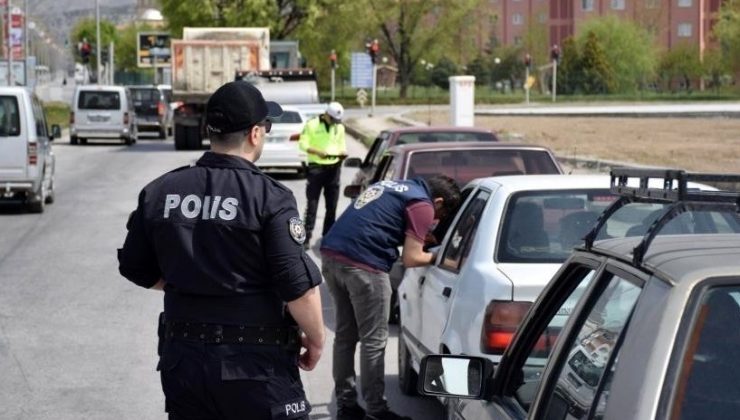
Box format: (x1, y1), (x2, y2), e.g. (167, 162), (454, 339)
(0, 87), (61, 212)
(70, 85), (137, 145)
(397, 174), (724, 396)
(257, 106), (308, 176)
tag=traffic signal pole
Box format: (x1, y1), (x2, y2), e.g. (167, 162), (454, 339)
(370, 62), (377, 117)
(552, 59), (557, 103)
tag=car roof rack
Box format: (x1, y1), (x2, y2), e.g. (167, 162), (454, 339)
(584, 168), (740, 266)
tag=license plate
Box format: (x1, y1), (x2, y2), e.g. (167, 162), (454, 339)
(88, 114), (110, 123)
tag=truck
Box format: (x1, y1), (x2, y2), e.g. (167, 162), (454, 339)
(171, 27), (319, 150)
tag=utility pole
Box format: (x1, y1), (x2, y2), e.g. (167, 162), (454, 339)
(23, 0), (28, 86)
(95, 0), (101, 84)
(6, 0), (12, 86)
(329, 49), (337, 102)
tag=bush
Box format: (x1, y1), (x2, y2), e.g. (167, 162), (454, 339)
(43, 102), (71, 129)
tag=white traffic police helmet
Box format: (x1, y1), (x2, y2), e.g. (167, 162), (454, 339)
(326, 102), (344, 121)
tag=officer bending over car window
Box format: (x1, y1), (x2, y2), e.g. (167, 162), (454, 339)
(320, 176), (461, 420)
(117, 81), (325, 420)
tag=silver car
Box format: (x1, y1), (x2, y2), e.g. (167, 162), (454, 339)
(416, 168), (740, 420)
(257, 106), (308, 176)
(70, 85), (137, 145)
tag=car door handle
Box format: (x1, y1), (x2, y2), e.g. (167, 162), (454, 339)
(442, 287), (452, 298)
(402, 293), (407, 300)
(419, 276), (426, 286)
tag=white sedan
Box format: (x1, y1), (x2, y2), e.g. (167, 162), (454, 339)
(257, 106), (308, 176)
(397, 174), (721, 398)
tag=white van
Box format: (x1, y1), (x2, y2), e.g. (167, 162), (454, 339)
(0, 87), (61, 213)
(70, 85), (137, 145)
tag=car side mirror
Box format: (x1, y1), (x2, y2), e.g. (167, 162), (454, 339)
(343, 184), (362, 199)
(50, 124), (61, 140)
(344, 157), (362, 168)
(418, 355), (494, 399)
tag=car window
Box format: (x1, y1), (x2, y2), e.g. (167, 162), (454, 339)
(32, 98), (48, 139)
(0, 95), (20, 136)
(440, 189), (490, 272)
(130, 88), (160, 103)
(368, 133), (391, 167)
(608, 203), (740, 237)
(395, 131), (496, 144)
(405, 149), (560, 187)
(271, 111), (302, 124)
(542, 272), (642, 419)
(373, 155), (394, 183)
(498, 190), (617, 263)
(78, 91), (121, 110)
(512, 266), (597, 410)
(672, 285), (740, 420)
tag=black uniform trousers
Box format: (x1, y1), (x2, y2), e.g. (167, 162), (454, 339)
(158, 340), (310, 420)
(304, 163), (341, 243)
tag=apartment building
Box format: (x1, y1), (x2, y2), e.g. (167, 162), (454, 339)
(471, 0), (722, 56)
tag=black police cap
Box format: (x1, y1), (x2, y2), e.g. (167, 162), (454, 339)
(206, 81), (283, 134)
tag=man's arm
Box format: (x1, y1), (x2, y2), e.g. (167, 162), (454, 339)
(286, 286), (325, 371)
(118, 190), (162, 289)
(402, 235), (436, 267)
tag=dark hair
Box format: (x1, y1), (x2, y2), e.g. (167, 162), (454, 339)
(426, 174), (461, 219)
(209, 129), (249, 147)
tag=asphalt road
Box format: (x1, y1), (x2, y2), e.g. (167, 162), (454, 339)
(0, 124), (442, 419)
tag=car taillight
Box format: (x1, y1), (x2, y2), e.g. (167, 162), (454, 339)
(480, 300), (532, 354)
(158, 102), (166, 117)
(289, 134), (300, 141)
(28, 142), (38, 165)
(69, 111), (75, 124)
(124, 112), (129, 125)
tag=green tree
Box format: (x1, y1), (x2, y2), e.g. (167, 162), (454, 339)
(713, 0), (740, 70)
(657, 43), (702, 92)
(115, 23), (157, 72)
(366, 0), (483, 97)
(430, 57), (458, 90)
(490, 45), (524, 88)
(160, 0), (330, 40)
(576, 16), (657, 93)
(467, 55), (491, 86)
(579, 31), (614, 94)
(70, 18), (118, 72)
(557, 37), (581, 94)
(702, 49), (729, 93)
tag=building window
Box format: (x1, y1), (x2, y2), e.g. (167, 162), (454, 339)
(611, 0), (625, 9)
(678, 23), (692, 37)
(678, 0), (692, 6)
(582, 0), (594, 11)
(513, 13), (523, 25)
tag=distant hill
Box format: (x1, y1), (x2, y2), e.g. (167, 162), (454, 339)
(31, 0), (138, 45)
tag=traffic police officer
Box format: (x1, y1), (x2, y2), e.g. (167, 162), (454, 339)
(298, 101), (347, 249)
(118, 80), (325, 420)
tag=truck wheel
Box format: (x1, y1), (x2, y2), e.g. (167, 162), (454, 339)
(70, 135), (78, 145)
(398, 331), (418, 395)
(174, 124), (188, 150)
(187, 125), (202, 149)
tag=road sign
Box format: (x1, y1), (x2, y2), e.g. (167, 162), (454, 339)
(356, 88), (367, 107)
(525, 75), (535, 89)
(350, 52), (373, 89)
(137, 32), (170, 68)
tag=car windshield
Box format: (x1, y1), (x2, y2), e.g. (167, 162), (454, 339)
(78, 91), (121, 110)
(498, 189), (617, 263)
(271, 111), (303, 124)
(396, 131), (496, 145)
(406, 149), (560, 187)
(0, 95), (20, 136)
(130, 88), (160, 103)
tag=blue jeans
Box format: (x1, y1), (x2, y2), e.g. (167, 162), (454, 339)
(322, 257), (391, 414)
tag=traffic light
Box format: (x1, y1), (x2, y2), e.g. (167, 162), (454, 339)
(329, 49), (337, 69)
(524, 53), (532, 68)
(550, 44), (560, 62)
(79, 39), (91, 64)
(366, 39), (379, 64)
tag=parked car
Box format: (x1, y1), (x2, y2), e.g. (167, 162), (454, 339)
(0, 87), (61, 212)
(344, 141), (559, 198)
(348, 142), (563, 323)
(129, 85), (168, 139)
(256, 106), (308, 176)
(415, 168), (740, 420)
(344, 126), (498, 198)
(70, 85), (137, 145)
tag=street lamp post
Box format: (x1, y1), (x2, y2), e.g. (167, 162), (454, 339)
(95, 0), (101, 85)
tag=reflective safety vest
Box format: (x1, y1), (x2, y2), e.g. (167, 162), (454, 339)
(321, 179), (432, 272)
(298, 116), (346, 165)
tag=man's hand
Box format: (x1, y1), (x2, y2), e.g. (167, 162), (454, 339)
(298, 333), (323, 371)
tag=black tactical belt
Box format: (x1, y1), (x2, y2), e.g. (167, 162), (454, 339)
(165, 322), (300, 349)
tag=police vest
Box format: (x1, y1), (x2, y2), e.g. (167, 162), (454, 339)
(298, 117), (345, 165)
(321, 179), (431, 272)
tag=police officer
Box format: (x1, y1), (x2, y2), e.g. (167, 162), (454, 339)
(320, 176), (461, 420)
(118, 80), (325, 420)
(298, 101), (347, 249)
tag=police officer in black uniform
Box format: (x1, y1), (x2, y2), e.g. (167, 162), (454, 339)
(118, 80), (325, 420)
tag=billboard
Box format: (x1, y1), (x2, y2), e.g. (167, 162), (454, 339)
(1, 9), (24, 60)
(137, 32), (170, 68)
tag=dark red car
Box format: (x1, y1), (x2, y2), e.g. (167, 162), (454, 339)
(344, 141), (562, 198)
(344, 126), (499, 198)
